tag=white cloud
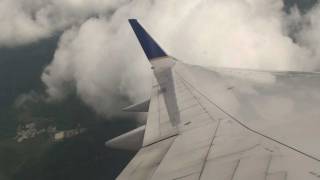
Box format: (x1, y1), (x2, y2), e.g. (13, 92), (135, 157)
(42, 18), (151, 116)
(0, 0), (129, 47)
(294, 2), (320, 70)
(2, 0), (320, 116)
(168, 0), (313, 71)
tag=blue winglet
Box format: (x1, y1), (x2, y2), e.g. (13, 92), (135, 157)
(129, 19), (167, 60)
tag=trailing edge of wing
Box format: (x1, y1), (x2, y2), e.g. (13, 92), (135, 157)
(122, 99), (150, 112)
(105, 125), (145, 151)
(128, 19), (167, 60)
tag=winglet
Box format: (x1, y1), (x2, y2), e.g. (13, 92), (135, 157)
(129, 19), (167, 60)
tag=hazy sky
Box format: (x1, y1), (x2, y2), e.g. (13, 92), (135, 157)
(1, 0), (320, 116)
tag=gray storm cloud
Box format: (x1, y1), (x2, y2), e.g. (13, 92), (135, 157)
(3, 0), (320, 116)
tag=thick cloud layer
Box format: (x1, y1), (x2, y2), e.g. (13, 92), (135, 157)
(0, 0), (128, 47)
(3, 0), (320, 116)
(42, 18), (151, 115)
(295, 2), (320, 68)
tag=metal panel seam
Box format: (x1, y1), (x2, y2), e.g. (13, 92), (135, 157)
(174, 69), (320, 163)
(177, 72), (223, 179)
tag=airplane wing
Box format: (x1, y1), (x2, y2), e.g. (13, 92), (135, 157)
(107, 19), (320, 180)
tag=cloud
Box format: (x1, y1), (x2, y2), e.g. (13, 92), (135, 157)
(2, 0), (320, 116)
(42, 18), (151, 116)
(294, 2), (320, 70)
(14, 91), (44, 108)
(0, 0), (129, 47)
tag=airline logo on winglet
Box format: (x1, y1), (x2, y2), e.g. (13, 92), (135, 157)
(129, 19), (168, 61)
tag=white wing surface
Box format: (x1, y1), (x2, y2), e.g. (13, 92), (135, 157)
(113, 19), (320, 180)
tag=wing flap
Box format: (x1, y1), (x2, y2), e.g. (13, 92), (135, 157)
(105, 125), (145, 151)
(122, 99), (150, 112)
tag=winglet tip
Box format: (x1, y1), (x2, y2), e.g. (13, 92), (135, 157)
(128, 19), (167, 60)
(128, 19), (136, 24)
